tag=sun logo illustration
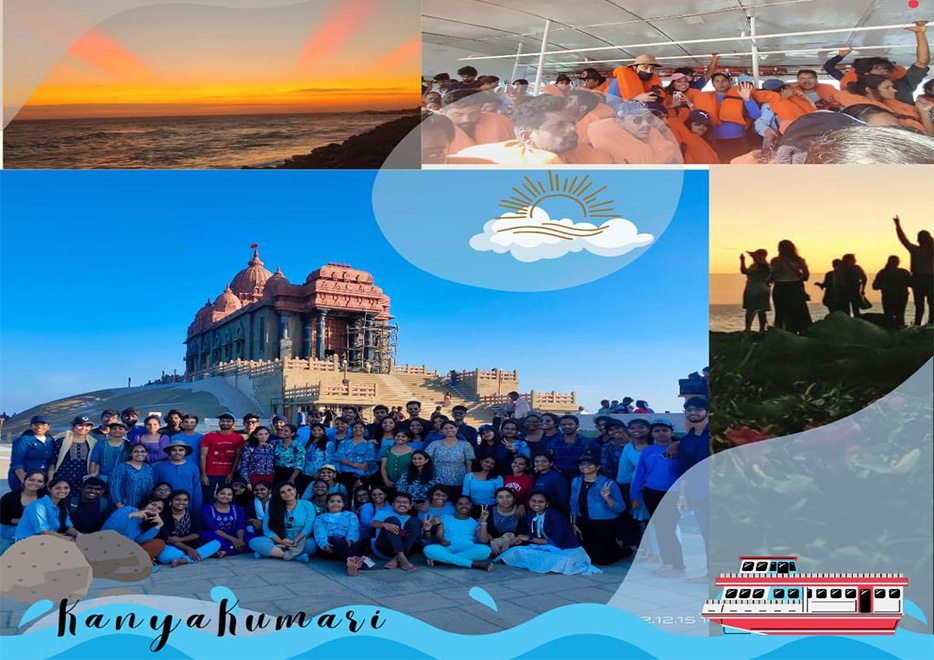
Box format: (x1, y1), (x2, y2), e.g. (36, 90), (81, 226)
(469, 173), (655, 263)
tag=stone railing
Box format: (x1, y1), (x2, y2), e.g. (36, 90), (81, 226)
(478, 390), (576, 409)
(283, 357), (338, 372)
(391, 364), (438, 376)
(282, 381), (378, 402)
(282, 384), (321, 401)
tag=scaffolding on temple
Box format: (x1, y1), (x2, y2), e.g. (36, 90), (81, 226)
(344, 311), (398, 374)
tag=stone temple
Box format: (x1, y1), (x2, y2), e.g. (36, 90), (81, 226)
(185, 250), (397, 375)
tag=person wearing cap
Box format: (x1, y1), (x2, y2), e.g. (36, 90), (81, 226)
(121, 407), (145, 442)
(670, 54), (720, 92)
(171, 414), (203, 467)
(91, 409), (120, 442)
(674, 396), (710, 581)
(200, 412), (245, 506)
(740, 249), (772, 333)
(48, 415), (98, 495)
(588, 101), (683, 165)
(89, 420), (130, 482)
(664, 72), (700, 123)
(570, 453), (625, 565)
(668, 108), (720, 164)
(9, 415), (54, 492)
(66, 477), (111, 534)
(154, 439), (203, 512)
(578, 67), (609, 95)
(612, 54), (666, 106)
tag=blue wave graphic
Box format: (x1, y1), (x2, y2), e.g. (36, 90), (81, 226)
(5, 601), (932, 660)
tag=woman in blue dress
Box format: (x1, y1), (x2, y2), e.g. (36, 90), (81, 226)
(201, 485), (252, 556)
(496, 492), (601, 576)
(13, 477), (81, 542)
(248, 481), (316, 561)
(157, 490), (222, 567)
(109, 444), (156, 509)
(461, 456), (504, 513)
(334, 422), (377, 490)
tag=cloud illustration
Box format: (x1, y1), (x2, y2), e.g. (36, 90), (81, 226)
(469, 206), (655, 263)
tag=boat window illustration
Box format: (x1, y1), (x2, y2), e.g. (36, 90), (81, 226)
(875, 589), (886, 598)
(756, 561), (768, 571)
(788, 561), (797, 572)
(739, 589), (752, 599)
(777, 561), (789, 574)
(859, 589), (872, 613)
(816, 589), (828, 598)
(753, 589), (765, 599)
(807, 588), (813, 597)
(725, 589), (737, 598)
(846, 588), (857, 598)
(769, 561), (777, 572)
(889, 589), (901, 599)
(773, 588), (785, 599)
(831, 589), (842, 599)
(741, 561), (754, 572)
(787, 588), (801, 599)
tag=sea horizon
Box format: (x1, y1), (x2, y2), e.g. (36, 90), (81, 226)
(5, 107), (415, 123)
(2, 110), (414, 169)
(710, 302), (921, 333)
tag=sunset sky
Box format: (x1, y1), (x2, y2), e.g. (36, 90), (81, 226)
(7, 0), (419, 120)
(710, 166), (932, 304)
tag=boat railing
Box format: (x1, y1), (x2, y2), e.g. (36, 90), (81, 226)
(720, 572), (906, 579)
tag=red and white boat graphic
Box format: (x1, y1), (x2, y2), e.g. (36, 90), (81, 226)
(701, 556), (908, 635)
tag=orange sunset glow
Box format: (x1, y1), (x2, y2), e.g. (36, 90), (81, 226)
(7, 0), (419, 120)
(710, 166), (933, 305)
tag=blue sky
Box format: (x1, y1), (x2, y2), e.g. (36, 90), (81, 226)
(0, 170), (707, 413)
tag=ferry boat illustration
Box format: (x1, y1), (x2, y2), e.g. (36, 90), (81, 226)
(701, 556), (908, 635)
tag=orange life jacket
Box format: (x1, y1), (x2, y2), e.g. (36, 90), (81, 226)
(833, 89), (925, 133)
(690, 89), (750, 127)
(560, 143), (614, 165)
(576, 103), (616, 145)
(753, 90), (815, 132)
(448, 113), (516, 154)
(839, 65), (907, 90)
(790, 82), (837, 100)
(669, 120), (721, 165)
(587, 118), (683, 165)
(541, 84), (566, 97)
(612, 66), (666, 102)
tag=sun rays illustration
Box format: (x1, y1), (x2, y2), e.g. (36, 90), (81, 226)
(496, 173), (615, 241)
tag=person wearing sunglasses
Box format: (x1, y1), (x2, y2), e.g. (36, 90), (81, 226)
(589, 100), (683, 165)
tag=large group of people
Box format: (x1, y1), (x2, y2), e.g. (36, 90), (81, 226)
(740, 216), (933, 334)
(422, 22), (934, 165)
(1, 394), (710, 581)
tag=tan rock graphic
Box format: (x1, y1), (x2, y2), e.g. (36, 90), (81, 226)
(76, 531), (153, 582)
(0, 537), (92, 602)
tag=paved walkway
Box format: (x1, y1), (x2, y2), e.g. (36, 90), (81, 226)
(1, 549), (630, 635)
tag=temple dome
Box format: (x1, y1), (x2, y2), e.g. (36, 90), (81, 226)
(262, 267), (290, 299)
(213, 286), (243, 315)
(188, 298), (215, 336)
(229, 249), (272, 303)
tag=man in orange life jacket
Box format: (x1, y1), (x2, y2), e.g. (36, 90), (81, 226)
(792, 69), (840, 110)
(822, 21), (930, 105)
(579, 68), (608, 94)
(708, 72), (761, 162)
(441, 89), (515, 154)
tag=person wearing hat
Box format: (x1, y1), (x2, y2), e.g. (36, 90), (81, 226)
(740, 249), (772, 333)
(89, 420), (130, 483)
(612, 54), (666, 105)
(588, 100), (683, 165)
(664, 72), (699, 123)
(172, 414), (203, 467)
(578, 67), (609, 94)
(66, 476), (111, 534)
(8, 415), (54, 492)
(48, 415), (98, 496)
(154, 439), (203, 512)
(199, 412), (245, 506)
(570, 452), (625, 565)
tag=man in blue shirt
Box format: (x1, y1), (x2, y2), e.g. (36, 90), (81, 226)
(550, 416), (599, 482)
(676, 395), (710, 582)
(121, 407), (145, 442)
(709, 73), (761, 163)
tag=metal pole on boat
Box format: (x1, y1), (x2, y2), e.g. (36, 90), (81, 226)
(750, 15), (761, 87)
(533, 20), (552, 95)
(511, 40), (525, 82)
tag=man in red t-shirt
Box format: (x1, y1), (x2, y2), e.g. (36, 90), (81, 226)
(200, 411), (244, 504)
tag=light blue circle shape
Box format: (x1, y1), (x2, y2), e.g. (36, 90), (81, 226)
(372, 164), (689, 292)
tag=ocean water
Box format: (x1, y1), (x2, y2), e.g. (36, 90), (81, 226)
(710, 303), (920, 333)
(2, 112), (409, 169)
(3, 597), (932, 660)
